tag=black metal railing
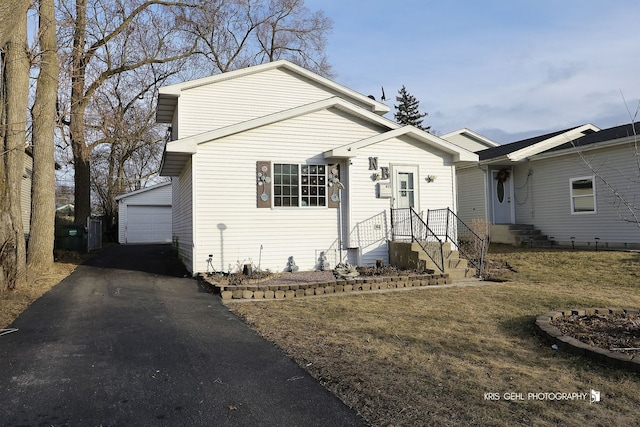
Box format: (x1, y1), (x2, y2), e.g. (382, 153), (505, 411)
(426, 208), (487, 277)
(391, 207), (444, 272)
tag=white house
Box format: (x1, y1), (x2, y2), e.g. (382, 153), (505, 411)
(157, 60), (477, 274)
(454, 122), (640, 248)
(115, 181), (172, 244)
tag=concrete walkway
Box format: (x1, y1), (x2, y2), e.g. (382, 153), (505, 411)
(0, 244), (367, 426)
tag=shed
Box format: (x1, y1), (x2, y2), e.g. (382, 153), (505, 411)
(115, 182), (172, 244)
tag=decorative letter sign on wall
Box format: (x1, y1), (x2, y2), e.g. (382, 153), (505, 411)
(380, 167), (390, 180)
(256, 161), (271, 208)
(368, 157), (378, 171)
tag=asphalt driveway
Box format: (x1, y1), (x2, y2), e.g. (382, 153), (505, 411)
(1, 244), (367, 426)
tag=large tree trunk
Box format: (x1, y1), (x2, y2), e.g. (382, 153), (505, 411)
(70, 0), (91, 226)
(28, 0), (59, 272)
(1, 11), (29, 290)
(0, 0), (29, 47)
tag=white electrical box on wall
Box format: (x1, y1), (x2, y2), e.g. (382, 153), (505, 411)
(377, 182), (392, 198)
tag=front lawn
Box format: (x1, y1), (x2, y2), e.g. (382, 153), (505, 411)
(228, 245), (640, 426)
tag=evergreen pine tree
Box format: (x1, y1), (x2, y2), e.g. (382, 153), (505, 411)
(394, 85), (430, 131)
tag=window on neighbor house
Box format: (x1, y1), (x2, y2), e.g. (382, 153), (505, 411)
(570, 176), (596, 214)
(273, 163), (326, 207)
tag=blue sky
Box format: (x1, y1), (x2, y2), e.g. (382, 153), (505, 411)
(305, 0), (640, 143)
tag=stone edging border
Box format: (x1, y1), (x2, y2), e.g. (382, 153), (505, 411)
(200, 273), (451, 301)
(535, 308), (640, 372)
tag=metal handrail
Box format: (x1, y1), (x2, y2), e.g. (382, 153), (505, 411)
(426, 208), (487, 277)
(391, 207), (445, 272)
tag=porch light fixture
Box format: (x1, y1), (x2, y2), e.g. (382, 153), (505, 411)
(425, 175), (437, 183)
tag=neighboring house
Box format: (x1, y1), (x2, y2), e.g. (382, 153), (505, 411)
(455, 122), (640, 248)
(157, 60), (477, 274)
(115, 181), (172, 244)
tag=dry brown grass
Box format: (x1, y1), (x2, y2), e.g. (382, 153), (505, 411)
(228, 245), (640, 427)
(0, 254), (82, 328)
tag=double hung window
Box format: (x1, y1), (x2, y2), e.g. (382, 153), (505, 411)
(570, 176), (596, 214)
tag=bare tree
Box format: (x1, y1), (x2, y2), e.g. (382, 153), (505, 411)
(58, 0), (197, 225)
(1, 6), (30, 290)
(28, 0), (59, 272)
(254, 0), (332, 75)
(185, 0), (333, 76)
(88, 69), (168, 231)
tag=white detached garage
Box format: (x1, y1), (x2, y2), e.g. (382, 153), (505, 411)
(115, 182), (172, 244)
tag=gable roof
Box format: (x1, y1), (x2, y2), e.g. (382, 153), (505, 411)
(114, 181), (171, 201)
(156, 60), (389, 123)
(324, 126), (478, 162)
(477, 124), (600, 162)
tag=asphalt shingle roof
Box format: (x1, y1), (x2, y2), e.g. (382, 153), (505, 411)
(547, 122), (640, 153)
(476, 122), (640, 161)
(476, 126), (582, 160)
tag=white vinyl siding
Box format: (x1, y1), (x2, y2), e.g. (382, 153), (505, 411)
(514, 144), (640, 244)
(172, 162), (194, 271)
(177, 68), (345, 139)
(456, 167), (487, 225)
(192, 108), (387, 273)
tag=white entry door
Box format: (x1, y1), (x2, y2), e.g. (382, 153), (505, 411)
(393, 166), (419, 209)
(491, 169), (513, 224)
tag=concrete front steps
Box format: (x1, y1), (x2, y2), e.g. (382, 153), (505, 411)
(509, 224), (552, 247)
(490, 224), (552, 247)
(389, 240), (475, 280)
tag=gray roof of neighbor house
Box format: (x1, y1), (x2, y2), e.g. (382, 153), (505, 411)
(476, 126), (586, 161)
(477, 122), (640, 162)
(547, 122), (640, 153)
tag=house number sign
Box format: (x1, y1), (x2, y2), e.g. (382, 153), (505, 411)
(369, 157), (390, 180)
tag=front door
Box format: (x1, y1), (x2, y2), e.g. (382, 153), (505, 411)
(393, 166), (419, 209)
(491, 168), (513, 224)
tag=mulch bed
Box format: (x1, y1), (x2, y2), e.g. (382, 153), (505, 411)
(551, 313), (640, 355)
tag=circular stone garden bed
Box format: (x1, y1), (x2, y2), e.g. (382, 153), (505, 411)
(536, 308), (640, 371)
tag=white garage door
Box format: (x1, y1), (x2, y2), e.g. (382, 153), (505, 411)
(126, 205), (172, 244)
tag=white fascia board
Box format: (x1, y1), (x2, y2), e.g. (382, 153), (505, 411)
(165, 138), (197, 154)
(325, 126), (479, 162)
(507, 124), (600, 162)
(157, 60), (389, 115)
